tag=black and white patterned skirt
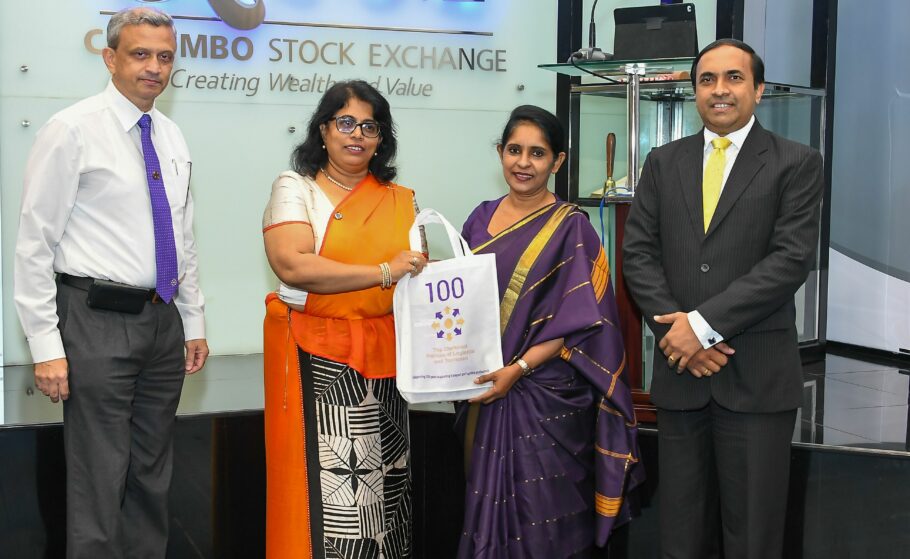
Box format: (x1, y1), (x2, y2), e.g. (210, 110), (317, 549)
(299, 350), (412, 558)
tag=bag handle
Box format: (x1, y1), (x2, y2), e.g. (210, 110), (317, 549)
(410, 208), (472, 257)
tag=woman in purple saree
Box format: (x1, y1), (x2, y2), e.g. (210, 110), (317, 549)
(456, 106), (643, 558)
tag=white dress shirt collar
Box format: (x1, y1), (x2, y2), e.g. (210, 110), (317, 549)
(103, 80), (155, 132)
(703, 114), (756, 152)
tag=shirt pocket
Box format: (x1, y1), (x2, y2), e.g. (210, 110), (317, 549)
(162, 155), (191, 210)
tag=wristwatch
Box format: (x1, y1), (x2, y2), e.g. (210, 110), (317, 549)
(516, 358), (532, 376)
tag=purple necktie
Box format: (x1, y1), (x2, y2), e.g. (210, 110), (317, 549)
(137, 114), (178, 303)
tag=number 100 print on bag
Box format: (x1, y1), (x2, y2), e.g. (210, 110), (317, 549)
(426, 279), (465, 342)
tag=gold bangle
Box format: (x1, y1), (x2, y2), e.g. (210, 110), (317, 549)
(379, 262), (391, 289)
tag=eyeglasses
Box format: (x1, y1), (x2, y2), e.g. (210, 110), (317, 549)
(328, 115), (381, 138)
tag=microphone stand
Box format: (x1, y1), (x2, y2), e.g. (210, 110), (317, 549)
(568, 0), (611, 61)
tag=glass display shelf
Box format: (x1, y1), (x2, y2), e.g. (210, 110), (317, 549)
(538, 56), (696, 79)
(570, 81), (825, 102)
(576, 193), (634, 207)
(568, 82), (825, 208)
(540, 57), (824, 103)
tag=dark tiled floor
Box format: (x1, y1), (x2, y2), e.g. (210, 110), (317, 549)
(616, 350), (910, 558)
(798, 354), (909, 451)
(621, 429), (910, 559)
(0, 351), (907, 558)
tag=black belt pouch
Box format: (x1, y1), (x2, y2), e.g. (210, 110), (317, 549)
(86, 279), (148, 314)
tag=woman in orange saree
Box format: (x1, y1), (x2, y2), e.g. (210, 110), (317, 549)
(262, 80), (427, 558)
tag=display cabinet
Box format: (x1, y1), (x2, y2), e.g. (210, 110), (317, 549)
(540, 57), (826, 421)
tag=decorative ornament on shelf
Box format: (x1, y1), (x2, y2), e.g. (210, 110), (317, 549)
(604, 132), (616, 192)
(589, 132), (634, 198)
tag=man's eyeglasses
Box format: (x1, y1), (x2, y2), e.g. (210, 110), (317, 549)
(329, 115), (381, 138)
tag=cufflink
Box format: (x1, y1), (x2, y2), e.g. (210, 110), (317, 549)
(708, 337), (716, 345)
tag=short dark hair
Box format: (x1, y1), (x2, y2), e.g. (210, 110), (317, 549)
(498, 105), (566, 155)
(690, 38), (765, 88)
(291, 80), (398, 183)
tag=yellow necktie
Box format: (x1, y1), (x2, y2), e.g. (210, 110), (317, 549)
(702, 137), (732, 232)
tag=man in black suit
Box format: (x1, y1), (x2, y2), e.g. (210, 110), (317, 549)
(622, 39), (824, 558)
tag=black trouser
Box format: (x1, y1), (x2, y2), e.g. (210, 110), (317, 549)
(657, 400), (797, 559)
(57, 281), (185, 559)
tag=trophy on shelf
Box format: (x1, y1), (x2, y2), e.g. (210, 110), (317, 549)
(590, 132), (630, 198)
(604, 132), (616, 194)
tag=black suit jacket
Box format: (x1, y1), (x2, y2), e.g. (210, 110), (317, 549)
(622, 122), (824, 412)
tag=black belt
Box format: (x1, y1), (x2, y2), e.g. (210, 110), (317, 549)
(58, 273), (165, 303)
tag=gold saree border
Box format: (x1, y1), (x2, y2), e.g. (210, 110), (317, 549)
(472, 203), (555, 254)
(595, 492), (624, 518)
(591, 246), (609, 303)
(463, 403), (481, 475)
(499, 204), (575, 336)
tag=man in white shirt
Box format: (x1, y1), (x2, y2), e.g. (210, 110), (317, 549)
(623, 39), (824, 558)
(14, 7), (207, 557)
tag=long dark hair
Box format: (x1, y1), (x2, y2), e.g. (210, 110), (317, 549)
(498, 105), (566, 155)
(291, 80), (398, 183)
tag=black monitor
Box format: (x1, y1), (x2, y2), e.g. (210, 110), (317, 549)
(613, 3), (698, 60)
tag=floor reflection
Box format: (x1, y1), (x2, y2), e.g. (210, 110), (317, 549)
(798, 352), (909, 452)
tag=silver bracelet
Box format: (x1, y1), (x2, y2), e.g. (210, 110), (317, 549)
(516, 358), (532, 376)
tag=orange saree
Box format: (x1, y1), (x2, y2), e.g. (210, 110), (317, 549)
(263, 173), (415, 558)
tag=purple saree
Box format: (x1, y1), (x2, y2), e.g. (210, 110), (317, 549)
(455, 199), (643, 558)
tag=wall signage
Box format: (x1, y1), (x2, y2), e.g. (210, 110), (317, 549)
(84, 0), (510, 101)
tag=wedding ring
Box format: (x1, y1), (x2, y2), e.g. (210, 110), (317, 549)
(667, 355), (676, 364)
(410, 256), (418, 266)
(703, 368), (710, 376)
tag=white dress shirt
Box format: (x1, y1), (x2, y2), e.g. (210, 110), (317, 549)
(687, 115), (756, 349)
(15, 80), (205, 363)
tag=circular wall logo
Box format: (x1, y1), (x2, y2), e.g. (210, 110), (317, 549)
(207, 0), (266, 30)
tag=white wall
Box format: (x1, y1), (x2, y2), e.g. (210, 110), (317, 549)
(743, 0), (814, 87)
(827, 0), (910, 353)
(0, 0), (560, 365)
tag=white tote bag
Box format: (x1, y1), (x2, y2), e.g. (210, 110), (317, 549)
(394, 209), (502, 404)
